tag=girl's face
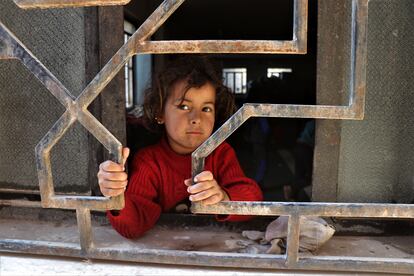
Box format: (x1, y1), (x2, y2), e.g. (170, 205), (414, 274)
(159, 79), (216, 155)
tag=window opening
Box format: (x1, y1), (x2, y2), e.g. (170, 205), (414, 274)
(267, 68), (292, 79)
(124, 20), (152, 112)
(223, 68), (247, 94)
(124, 20), (135, 109)
(153, 0), (294, 41)
(228, 69), (315, 202)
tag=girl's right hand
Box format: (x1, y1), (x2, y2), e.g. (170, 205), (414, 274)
(97, 147), (130, 197)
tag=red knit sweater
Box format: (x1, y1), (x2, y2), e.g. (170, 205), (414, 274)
(108, 138), (263, 239)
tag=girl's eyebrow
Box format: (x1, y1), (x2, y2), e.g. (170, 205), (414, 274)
(174, 98), (215, 105)
(174, 98), (187, 103)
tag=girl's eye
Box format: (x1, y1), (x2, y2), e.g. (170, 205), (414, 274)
(178, 104), (190, 110)
(202, 106), (214, 112)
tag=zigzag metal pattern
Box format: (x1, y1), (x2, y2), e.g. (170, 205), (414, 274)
(0, 0), (188, 212)
(0, 0), (308, 253)
(0, 22), (124, 211)
(4, 1), (412, 275)
(0, 0), (309, 212)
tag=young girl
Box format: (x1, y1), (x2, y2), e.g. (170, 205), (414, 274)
(98, 56), (263, 239)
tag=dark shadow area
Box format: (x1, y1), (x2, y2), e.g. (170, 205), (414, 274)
(228, 75), (315, 202)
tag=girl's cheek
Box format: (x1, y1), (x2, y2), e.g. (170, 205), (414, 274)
(207, 117), (215, 126)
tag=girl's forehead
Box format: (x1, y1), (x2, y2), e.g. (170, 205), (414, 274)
(170, 79), (189, 97)
(169, 82), (216, 103)
(170, 79), (216, 100)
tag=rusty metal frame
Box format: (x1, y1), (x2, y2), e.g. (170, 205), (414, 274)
(0, 0), (413, 274)
(13, 0), (131, 9)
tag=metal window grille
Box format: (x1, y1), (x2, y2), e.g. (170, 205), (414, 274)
(1, 0), (413, 274)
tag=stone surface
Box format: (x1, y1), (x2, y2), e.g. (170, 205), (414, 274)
(337, 0), (414, 203)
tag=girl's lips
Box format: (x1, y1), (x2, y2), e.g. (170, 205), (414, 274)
(186, 131), (203, 135)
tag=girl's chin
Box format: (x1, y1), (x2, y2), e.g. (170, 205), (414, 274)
(167, 135), (211, 154)
(183, 142), (205, 154)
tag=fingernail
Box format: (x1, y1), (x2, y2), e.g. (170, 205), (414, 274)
(193, 177), (198, 182)
(189, 196), (193, 201)
(187, 187), (191, 193)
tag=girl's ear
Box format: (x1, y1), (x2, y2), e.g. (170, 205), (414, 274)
(155, 114), (164, 124)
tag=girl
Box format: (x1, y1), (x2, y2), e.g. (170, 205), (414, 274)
(98, 56), (263, 239)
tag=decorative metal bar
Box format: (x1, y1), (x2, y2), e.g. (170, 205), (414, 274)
(35, 111), (74, 206)
(193, 104), (357, 161)
(77, 110), (123, 160)
(190, 201), (414, 219)
(293, 0), (308, 53)
(286, 215), (300, 267)
(349, 0), (368, 118)
(136, 40), (299, 54)
(13, 0), (131, 9)
(76, 207), (94, 254)
(0, 232), (413, 275)
(47, 195), (122, 210)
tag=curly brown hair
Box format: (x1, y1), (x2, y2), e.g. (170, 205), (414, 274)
(143, 55), (236, 132)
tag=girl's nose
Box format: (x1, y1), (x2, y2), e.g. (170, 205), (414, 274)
(190, 110), (201, 124)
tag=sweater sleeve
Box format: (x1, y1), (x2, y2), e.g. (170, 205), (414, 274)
(107, 152), (162, 239)
(215, 143), (263, 222)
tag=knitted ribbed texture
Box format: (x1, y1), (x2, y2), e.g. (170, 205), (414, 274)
(108, 138), (263, 239)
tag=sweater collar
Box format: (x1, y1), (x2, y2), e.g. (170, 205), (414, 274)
(159, 137), (192, 165)
(159, 137), (193, 188)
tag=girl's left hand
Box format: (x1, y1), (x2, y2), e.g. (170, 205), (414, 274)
(184, 171), (229, 205)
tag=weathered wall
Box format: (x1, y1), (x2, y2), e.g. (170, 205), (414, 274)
(315, 0), (414, 203)
(0, 2), (89, 193)
(337, 0), (414, 203)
